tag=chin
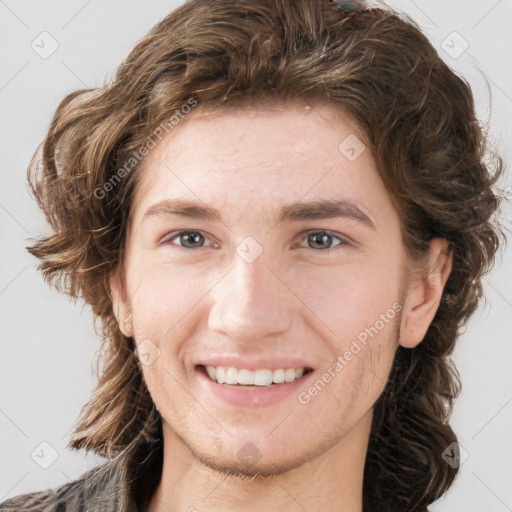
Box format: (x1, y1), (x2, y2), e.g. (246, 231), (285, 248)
(192, 449), (308, 479)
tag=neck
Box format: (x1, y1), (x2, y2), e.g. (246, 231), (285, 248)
(147, 410), (371, 512)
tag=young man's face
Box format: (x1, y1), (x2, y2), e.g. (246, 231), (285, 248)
(112, 103), (449, 477)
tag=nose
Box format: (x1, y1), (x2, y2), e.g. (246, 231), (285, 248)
(207, 249), (293, 344)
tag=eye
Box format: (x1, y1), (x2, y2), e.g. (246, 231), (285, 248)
(299, 230), (349, 251)
(160, 229), (350, 252)
(161, 230), (216, 249)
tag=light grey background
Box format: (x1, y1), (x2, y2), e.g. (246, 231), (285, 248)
(0, 1), (511, 510)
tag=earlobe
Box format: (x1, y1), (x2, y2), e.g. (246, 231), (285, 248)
(110, 273), (133, 338)
(399, 238), (452, 349)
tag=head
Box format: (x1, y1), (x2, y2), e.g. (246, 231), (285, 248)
(28, 0), (503, 510)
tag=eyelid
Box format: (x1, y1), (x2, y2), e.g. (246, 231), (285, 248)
(295, 229), (351, 250)
(160, 229), (218, 248)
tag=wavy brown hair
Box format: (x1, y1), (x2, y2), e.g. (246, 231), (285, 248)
(24, 0), (503, 510)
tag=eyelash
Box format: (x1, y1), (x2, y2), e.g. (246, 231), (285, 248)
(160, 229), (350, 252)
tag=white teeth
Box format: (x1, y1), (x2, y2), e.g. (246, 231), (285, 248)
(254, 369), (273, 386)
(237, 369), (254, 385)
(273, 368), (285, 384)
(205, 366), (216, 380)
(216, 366), (226, 384)
(225, 367), (238, 385)
(203, 365), (309, 386)
(284, 368), (296, 382)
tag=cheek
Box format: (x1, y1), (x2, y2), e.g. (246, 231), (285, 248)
(298, 261), (403, 343)
(127, 261), (215, 341)
(300, 262), (401, 398)
(321, 314), (399, 420)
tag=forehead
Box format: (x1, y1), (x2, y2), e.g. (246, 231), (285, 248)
(130, 102), (391, 228)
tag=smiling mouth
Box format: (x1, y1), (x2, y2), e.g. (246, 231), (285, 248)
(196, 365), (314, 388)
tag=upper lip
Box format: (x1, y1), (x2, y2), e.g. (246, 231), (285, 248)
(195, 355), (315, 371)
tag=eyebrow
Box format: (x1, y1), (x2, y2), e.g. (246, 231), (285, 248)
(141, 198), (376, 230)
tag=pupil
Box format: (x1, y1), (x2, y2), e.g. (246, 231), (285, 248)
(311, 233), (330, 249)
(183, 232), (202, 247)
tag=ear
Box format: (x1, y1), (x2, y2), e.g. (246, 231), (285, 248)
(110, 270), (133, 338)
(399, 238), (452, 349)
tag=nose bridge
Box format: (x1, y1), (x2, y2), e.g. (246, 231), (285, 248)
(208, 248), (292, 342)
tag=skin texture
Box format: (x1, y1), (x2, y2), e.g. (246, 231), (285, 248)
(111, 103), (452, 512)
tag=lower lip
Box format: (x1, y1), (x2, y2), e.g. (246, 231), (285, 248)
(195, 366), (314, 408)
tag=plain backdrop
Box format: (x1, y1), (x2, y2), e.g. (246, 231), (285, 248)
(0, 1), (511, 510)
